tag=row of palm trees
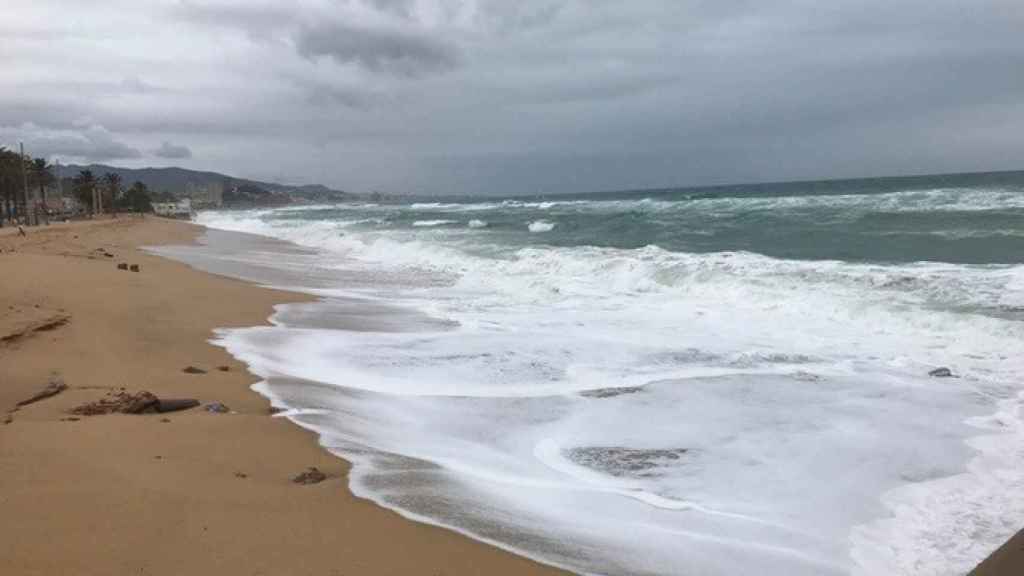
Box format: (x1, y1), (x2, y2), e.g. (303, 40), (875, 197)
(0, 146), (55, 226)
(0, 147), (154, 227)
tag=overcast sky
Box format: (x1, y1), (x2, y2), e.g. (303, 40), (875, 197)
(2, 1), (1022, 195)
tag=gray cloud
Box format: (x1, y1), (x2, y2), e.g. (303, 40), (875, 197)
(0, 123), (142, 162)
(1, 0), (1021, 194)
(153, 141), (193, 159)
(295, 22), (460, 76)
(174, 1), (460, 77)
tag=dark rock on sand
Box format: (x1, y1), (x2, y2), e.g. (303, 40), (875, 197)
(129, 264), (140, 272)
(183, 366), (207, 374)
(929, 367), (955, 378)
(292, 467), (327, 485)
(16, 376), (68, 407)
(117, 263), (128, 270)
(216, 365), (231, 372)
(157, 398), (201, 413)
(204, 402), (230, 414)
(268, 407), (286, 415)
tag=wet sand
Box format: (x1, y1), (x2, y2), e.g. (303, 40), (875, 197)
(0, 217), (567, 576)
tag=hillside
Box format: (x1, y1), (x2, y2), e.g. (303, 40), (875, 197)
(62, 163), (350, 202)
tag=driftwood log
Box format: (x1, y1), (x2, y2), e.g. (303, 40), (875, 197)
(16, 377), (68, 407)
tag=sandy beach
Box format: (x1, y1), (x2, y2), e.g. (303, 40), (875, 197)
(1, 216), (1020, 576)
(0, 217), (567, 576)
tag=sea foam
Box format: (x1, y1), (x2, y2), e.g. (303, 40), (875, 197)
(193, 189), (1024, 576)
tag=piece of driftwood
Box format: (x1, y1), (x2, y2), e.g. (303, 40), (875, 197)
(2, 315), (70, 346)
(16, 377), (68, 407)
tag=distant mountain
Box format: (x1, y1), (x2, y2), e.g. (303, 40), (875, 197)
(62, 163), (350, 202)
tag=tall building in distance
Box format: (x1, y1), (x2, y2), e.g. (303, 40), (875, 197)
(184, 181), (224, 208)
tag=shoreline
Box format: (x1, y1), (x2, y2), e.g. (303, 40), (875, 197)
(2, 216), (1020, 575)
(0, 217), (568, 576)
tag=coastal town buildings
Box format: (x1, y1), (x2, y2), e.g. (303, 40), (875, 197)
(152, 197), (192, 218)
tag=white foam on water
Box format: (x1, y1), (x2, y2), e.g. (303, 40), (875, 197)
(528, 220), (556, 232)
(338, 187), (1024, 217)
(468, 219), (488, 228)
(413, 219), (457, 227)
(195, 207), (1024, 576)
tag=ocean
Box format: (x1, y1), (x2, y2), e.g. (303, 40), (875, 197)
(158, 171), (1024, 575)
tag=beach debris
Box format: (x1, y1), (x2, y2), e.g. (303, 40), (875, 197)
(1, 314), (70, 346)
(182, 366), (207, 374)
(17, 225), (26, 237)
(580, 386), (644, 399)
(117, 263), (128, 270)
(16, 375), (68, 407)
(291, 467), (327, 485)
(160, 418), (171, 423)
(129, 264), (140, 272)
(71, 389), (159, 412)
(60, 417), (81, 422)
(204, 402), (230, 414)
(71, 391), (159, 415)
(234, 472), (248, 479)
(2, 414), (12, 425)
(158, 398), (201, 413)
(928, 367), (955, 378)
(267, 407), (285, 415)
(216, 365), (231, 372)
(69, 391), (199, 415)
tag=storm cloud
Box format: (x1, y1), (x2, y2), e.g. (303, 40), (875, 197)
(0, 123), (142, 162)
(154, 141), (193, 159)
(295, 23), (460, 76)
(1, 1), (1022, 194)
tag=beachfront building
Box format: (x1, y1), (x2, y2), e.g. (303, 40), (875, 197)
(185, 181), (223, 209)
(152, 198), (192, 219)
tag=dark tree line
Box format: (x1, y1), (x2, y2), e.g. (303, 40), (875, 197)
(71, 169), (153, 215)
(1, 148), (154, 227)
(0, 146), (49, 226)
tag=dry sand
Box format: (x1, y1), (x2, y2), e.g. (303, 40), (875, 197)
(0, 217), (567, 576)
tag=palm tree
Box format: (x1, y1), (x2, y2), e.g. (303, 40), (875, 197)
(0, 147), (21, 225)
(123, 181), (153, 214)
(73, 169), (97, 215)
(102, 172), (122, 216)
(30, 158), (54, 223)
